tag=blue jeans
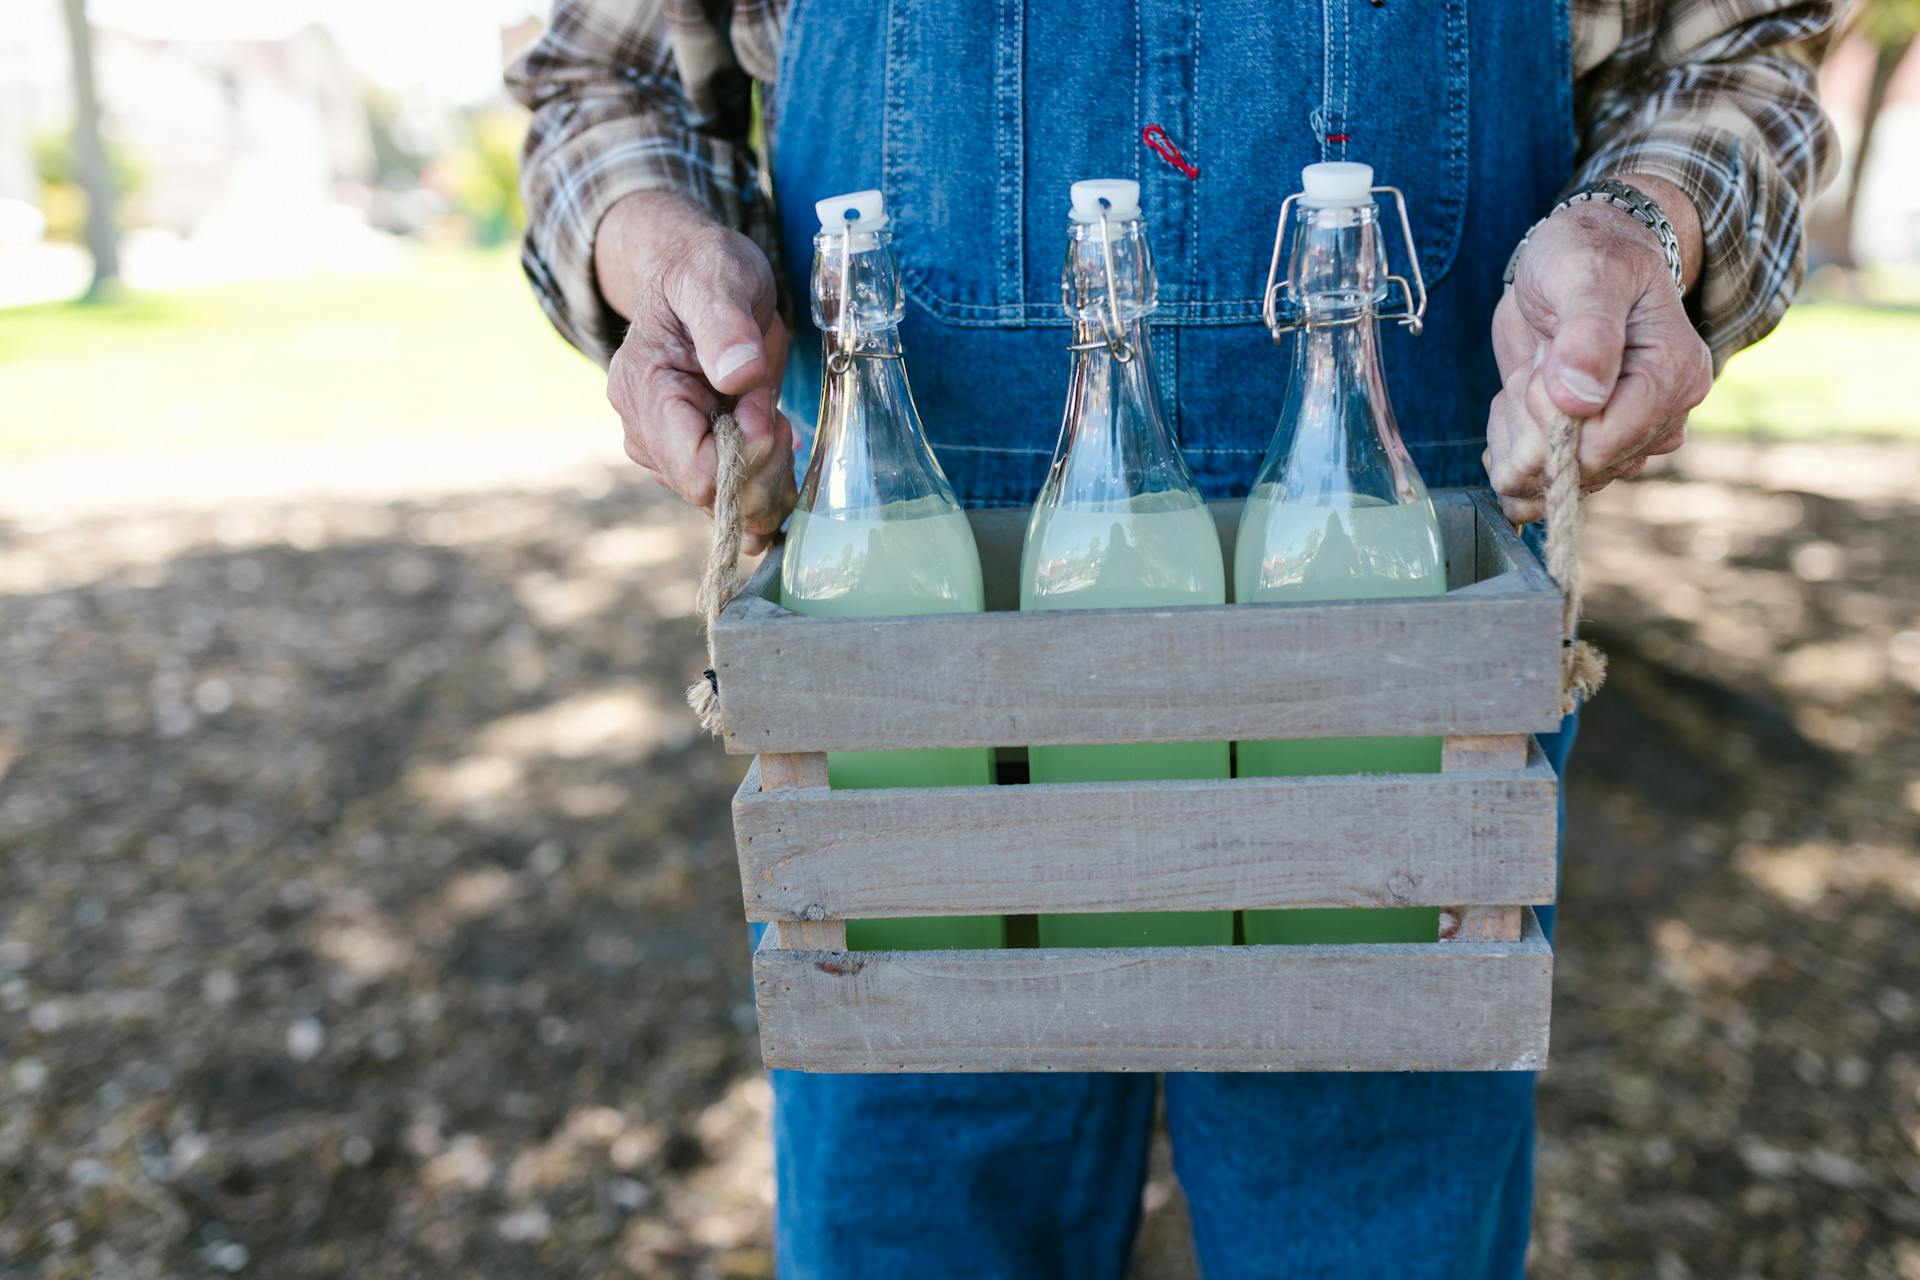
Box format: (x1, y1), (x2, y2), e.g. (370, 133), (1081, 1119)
(763, 715), (1576, 1280)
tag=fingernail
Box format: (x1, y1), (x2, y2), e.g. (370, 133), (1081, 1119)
(1556, 368), (1608, 406)
(714, 343), (760, 382)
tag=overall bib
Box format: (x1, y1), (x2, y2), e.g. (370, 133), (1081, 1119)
(765, 3), (1579, 1275)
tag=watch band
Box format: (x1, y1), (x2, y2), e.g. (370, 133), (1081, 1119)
(1502, 178), (1686, 293)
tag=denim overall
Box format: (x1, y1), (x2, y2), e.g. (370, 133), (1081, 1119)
(766, 3), (1579, 1275)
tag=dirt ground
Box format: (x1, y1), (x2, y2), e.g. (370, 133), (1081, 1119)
(2, 434), (1916, 1279)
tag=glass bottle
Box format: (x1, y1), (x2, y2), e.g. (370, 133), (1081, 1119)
(1234, 162), (1446, 946)
(779, 189), (1003, 952)
(1021, 179), (1232, 950)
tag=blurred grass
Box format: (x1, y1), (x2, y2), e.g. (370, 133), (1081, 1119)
(0, 247), (611, 460)
(0, 250), (1915, 460)
(1691, 300), (1920, 439)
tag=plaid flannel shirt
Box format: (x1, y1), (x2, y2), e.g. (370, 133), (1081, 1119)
(508, 0), (1839, 371)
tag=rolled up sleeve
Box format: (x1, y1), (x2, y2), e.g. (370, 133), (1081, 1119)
(1572, 0), (1842, 369)
(508, 0), (758, 364)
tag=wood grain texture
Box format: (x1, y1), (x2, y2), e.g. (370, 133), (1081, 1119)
(757, 752), (828, 790)
(712, 490), (1560, 753)
(753, 911), (1553, 1073)
(1435, 492), (1478, 592)
(739, 545), (783, 606)
(733, 741), (1557, 918)
(1471, 489), (1559, 597)
(968, 506), (1032, 614)
(1442, 734), (1532, 772)
(778, 920), (847, 949)
(1439, 905), (1526, 942)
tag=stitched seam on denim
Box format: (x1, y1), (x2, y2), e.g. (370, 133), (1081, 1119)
(1337, 0), (1351, 161)
(1001, 298), (1274, 324)
(928, 442), (1053, 454)
(887, 0), (1023, 325)
(1319, 0), (1332, 163)
(1555, 0), (1577, 173)
(1428, 0), (1469, 287)
(882, 0), (906, 299)
(997, 0), (1023, 309)
(1165, 322), (1182, 449)
(771, 0), (807, 161)
(1186, 3), (1200, 321)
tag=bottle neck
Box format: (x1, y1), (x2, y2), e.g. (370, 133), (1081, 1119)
(1294, 318), (1382, 432)
(1048, 319), (1191, 505)
(827, 322), (904, 359)
(1268, 313), (1421, 505)
(1284, 204), (1387, 323)
(801, 317), (953, 517)
(1252, 199), (1429, 504)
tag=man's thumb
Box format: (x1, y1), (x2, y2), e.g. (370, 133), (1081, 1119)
(681, 280), (767, 395)
(1541, 305), (1627, 418)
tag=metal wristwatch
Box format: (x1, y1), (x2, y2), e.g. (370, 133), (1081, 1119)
(1502, 178), (1686, 293)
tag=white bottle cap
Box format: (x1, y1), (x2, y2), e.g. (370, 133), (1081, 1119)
(1069, 178), (1142, 224)
(815, 189), (889, 233)
(1299, 162), (1375, 208)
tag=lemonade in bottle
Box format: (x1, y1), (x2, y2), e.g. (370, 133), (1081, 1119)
(779, 190), (1002, 951)
(1236, 163), (1447, 946)
(1021, 180), (1232, 949)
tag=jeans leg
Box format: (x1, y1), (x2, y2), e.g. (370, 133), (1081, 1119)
(1164, 1069), (1536, 1280)
(1162, 711), (1580, 1280)
(769, 1067), (1156, 1279)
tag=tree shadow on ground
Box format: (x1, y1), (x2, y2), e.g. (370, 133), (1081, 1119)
(2, 440), (1917, 1280)
(0, 481), (768, 1278)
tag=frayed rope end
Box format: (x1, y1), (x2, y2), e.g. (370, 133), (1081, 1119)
(687, 668), (724, 735)
(1561, 639), (1607, 716)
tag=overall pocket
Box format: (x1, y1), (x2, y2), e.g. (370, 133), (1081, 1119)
(1187, 0), (1470, 311)
(876, 0), (1470, 326)
(880, 0), (1029, 326)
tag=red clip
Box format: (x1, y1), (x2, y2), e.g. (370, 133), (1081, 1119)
(1326, 133), (1351, 144)
(1142, 125), (1200, 180)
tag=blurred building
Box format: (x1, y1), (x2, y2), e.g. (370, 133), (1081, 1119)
(0, 10), (371, 233)
(1816, 30), (1920, 267)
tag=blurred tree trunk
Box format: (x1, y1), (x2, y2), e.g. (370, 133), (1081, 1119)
(1841, 1), (1920, 266)
(59, 0), (119, 299)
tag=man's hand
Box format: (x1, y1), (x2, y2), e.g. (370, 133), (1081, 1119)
(1484, 174), (1713, 525)
(596, 190), (795, 554)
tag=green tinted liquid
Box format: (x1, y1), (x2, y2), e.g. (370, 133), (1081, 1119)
(782, 502), (1004, 951)
(1232, 490), (1447, 946)
(1023, 495), (1233, 948)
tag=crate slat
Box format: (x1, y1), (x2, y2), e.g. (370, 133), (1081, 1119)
(711, 490), (1562, 754)
(735, 741), (1556, 919)
(1471, 488), (1560, 596)
(1439, 905), (1527, 942)
(753, 910), (1552, 1073)
(713, 598), (1559, 752)
(1441, 733), (1532, 772)
(757, 751), (828, 790)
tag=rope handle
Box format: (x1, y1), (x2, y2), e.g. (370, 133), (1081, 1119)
(687, 412), (747, 735)
(1542, 405), (1607, 715)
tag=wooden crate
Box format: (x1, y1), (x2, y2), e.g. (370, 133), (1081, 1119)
(713, 489), (1563, 1073)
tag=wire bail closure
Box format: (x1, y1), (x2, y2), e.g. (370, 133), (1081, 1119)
(1262, 185), (1428, 340)
(1066, 205), (1135, 364)
(826, 218), (901, 376)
